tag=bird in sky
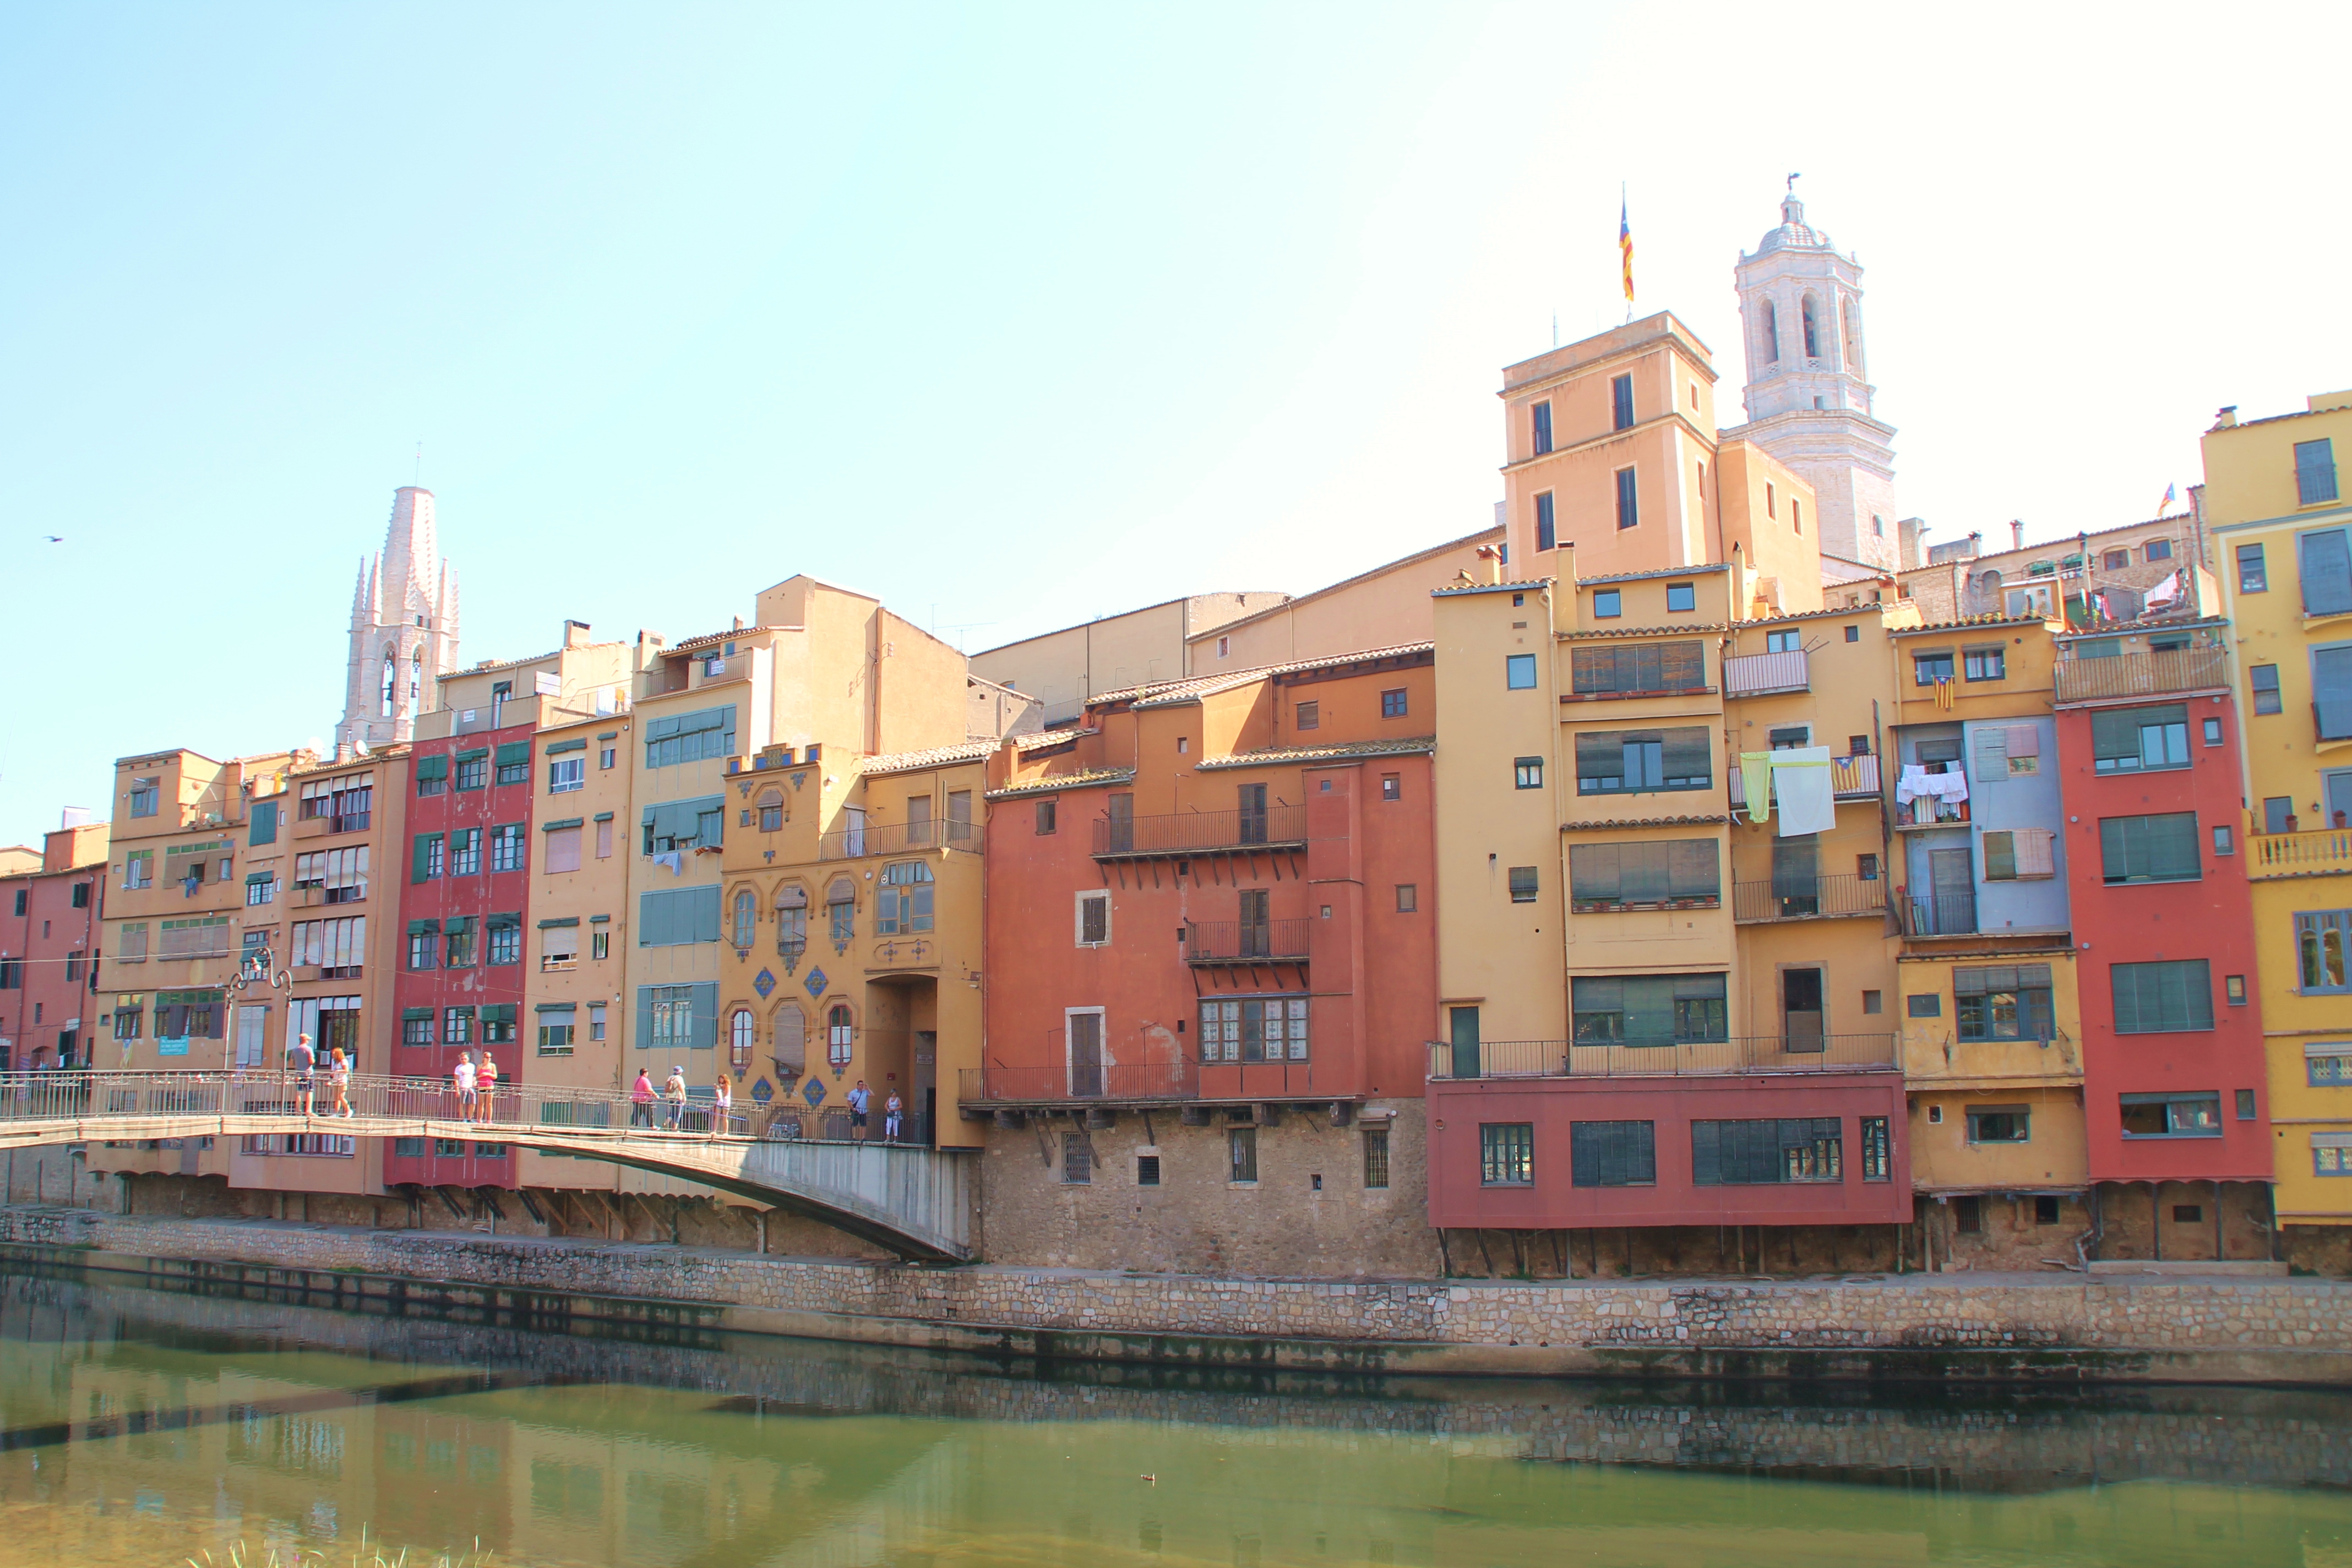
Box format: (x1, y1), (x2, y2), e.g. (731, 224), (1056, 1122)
(43, 535), (63, 542)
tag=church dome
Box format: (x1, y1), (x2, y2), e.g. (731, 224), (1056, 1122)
(1756, 195), (1828, 254)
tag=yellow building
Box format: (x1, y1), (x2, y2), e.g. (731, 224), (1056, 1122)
(2205, 389), (2352, 1262)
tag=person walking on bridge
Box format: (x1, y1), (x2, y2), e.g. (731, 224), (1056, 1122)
(451, 1050), (478, 1121)
(286, 1032), (317, 1119)
(328, 1046), (352, 1119)
(663, 1064), (687, 1131)
(710, 1071), (732, 1139)
(477, 1050), (500, 1125)
(631, 1068), (655, 1128)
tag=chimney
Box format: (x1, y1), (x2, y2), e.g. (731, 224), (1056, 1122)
(2011, 519), (2024, 551)
(732, 615), (745, 631)
(2214, 406), (2239, 429)
(564, 619), (591, 650)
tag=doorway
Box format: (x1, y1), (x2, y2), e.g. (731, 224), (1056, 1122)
(1929, 847), (1976, 934)
(1069, 1010), (1104, 1098)
(1449, 1006), (1480, 1079)
(1782, 968), (1825, 1052)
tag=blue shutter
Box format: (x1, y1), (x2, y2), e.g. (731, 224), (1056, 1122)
(692, 885), (722, 943)
(636, 987), (655, 1052)
(249, 801), (278, 847)
(638, 891), (666, 947)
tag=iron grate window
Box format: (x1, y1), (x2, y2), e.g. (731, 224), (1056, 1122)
(1570, 1120), (1654, 1187)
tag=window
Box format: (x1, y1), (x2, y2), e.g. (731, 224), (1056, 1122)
(539, 1007), (576, 1057)
(2321, 646), (2352, 741)
(2315, 1135), (2352, 1177)
(1766, 481), (1778, 519)
(2249, 663), (2283, 716)
(1076, 890), (1109, 946)
(826, 1003), (853, 1066)
(1062, 1133), (1092, 1184)
(1130, 1152), (1158, 1186)
(823, 877), (856, 943)
(1763, 629), (1800, 654)
(2111, 959), (2214, 1033)
(1033, 799), (1058, 835)
(1362, 1129), (1390, 1189)
(727, 1007), (753, 1070)
(601, 744), (617, 769)
(595, 818), (613, 859)
(641, 796), (725, 854)
(407, 924), (438, 971)
(1571, 972), (1728, 1045)
(2212, 824), (2235, 857)
(644, 705), (737, 769)
(1966, 1105), (2030, 1144)
(1480, 1123), (1534, 1186)
(1610, 373), (1634, 431)
(1574, 727), (1711, 794)
(123, 850), (153, 889)
(2266, 797), (2295, 834)
(1198, 997), (1308, 1061)
(1593, 590), (1622, 618)
(434, 1138), (466, 1158)
(639, 885), (722, 947)
(399, 1011), (434, 1048)
(1908, 993), (1941, 1018)
(1380, 688), (1408, 718)
(2308, 1045), (2352, 1086)
(549, 757), (584, 794)
(1664, 581), (1694, 613)
(291, 916), (366, 977)
(449, 827), (481, 876)
(546, 826), (582, 873)
(770, 884), (808, 963)
(1615, 467), (1638, 530)
(540, 924), (579, 970)
(1964, 647), (2006, 682)
(488, 920), (521, 966)
(2121, 1092), (2222, 1138)
(1380, 774), (1401, 802)
(1535, 492), (1556, 552)
(246, 874), (277, 906)
(1514, 756), (1543, 790)
(1532, 399), (1553, 454)
(454, 753), (488, 791)
(113, 923), (146, 963)
(2202, 716), (2225, 748)
(1568, 840), (1719, 910)
(2100, 813), (2201, 884)
(755, 789), (784, 832)
(2299, 911), (2351, 994)
(495, 746), (530, 787)
(2104, 549), (2131, 570)
(644, 985), (714, 1054)
(1228, 1126), (1258, 1183)
(1505, 654), (1537, 690)
(1859, 1116), (1892, 1181)
(591, 930), (610, 960)
(732, 889), (756, 948)
(1569, 640), (1705, 695)
(878, 862), (934, 934)
(2230, 542), (2268, 595)
(489, 824), (525, 874)
(2091, 704), (2189, 773)
(1863, 989), (1883, 1014)
(1791, 498), (1803, 535)
(1216, 635), (1230, 659)
(444, 1006), (473, 1045)
(129, 776), (159, 818)
(2302, 527), (2352, 616)
(1913, 651), (1954, 685)
(1507, 865), (1538, 902)
(1395, 883), (1417, 912)
(444, 918), (476, 968)
(1692, 1118), (1842, 1184)
(1570, 1120), (1654, 1187)
(2296, 439), (2340, 507)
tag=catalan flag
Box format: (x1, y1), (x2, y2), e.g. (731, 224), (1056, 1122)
(2157, 481), (2178, 516)
(1619, 190), (1635, 306)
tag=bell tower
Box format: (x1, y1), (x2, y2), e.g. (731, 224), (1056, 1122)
(339, 487), (461, 752)
(1723, 189), (1901, 570)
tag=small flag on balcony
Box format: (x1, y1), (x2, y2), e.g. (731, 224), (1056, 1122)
(1935, 676), (1956, 711)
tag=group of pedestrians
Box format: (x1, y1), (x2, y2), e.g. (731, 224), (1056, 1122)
(282, 1031), (353, 1118)
(628, 1065), (739, 1136)
(447, 1049), (502, 1123)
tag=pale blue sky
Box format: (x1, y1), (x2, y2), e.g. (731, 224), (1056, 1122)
(4, 3), (2348, 838)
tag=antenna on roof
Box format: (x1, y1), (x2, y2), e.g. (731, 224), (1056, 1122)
(412, 439), (423, 486)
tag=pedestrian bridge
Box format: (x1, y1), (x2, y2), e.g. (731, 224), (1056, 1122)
(0, 1071), (976, 1262)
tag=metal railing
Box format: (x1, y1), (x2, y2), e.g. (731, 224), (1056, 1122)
(961, 1063), (1201, 1104)
(1903, 891), (1979, 937)
(1732, 873), (1889, 923)
(1896, 795), (1971, 828)
(1092, 804), (1308, 858)
(1428, 1033), (1898, 1081)
(2054, 646), (2230, 705)
(1728, 753), (1879, 809)
(2248, 827), (2352, 879)
(1184, 918), (1312, 962)
(817, 818), (981, 861)
(1724, 649), (1809, 697)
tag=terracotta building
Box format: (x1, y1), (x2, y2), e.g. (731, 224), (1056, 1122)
(0, 817), (109, 1074)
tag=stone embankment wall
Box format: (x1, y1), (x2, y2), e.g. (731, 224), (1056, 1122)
(6, 1206), (2349, 1381)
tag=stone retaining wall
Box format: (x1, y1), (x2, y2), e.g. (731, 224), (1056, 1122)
(6, 1206), (2349, 1374)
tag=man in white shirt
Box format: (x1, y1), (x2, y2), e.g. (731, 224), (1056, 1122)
(451, 1050), (478, 1121)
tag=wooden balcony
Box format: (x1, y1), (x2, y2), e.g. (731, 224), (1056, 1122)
(2054, 646), (2230, 706)
(1724, 649), (1809, 698)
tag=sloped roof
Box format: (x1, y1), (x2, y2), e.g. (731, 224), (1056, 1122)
(856, 740), (996, 777)
(985, 767), (1137, 802)
(1195, 736), (1436, 771)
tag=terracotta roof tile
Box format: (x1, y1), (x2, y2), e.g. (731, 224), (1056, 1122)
(985, 767), (1137, 802)
(1195, 736), (1435, 771)
(855, 740), (995, 777)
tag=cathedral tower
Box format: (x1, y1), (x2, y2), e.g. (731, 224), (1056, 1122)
(339, 487), (460, 752)
(1724, 192), (1901, 570)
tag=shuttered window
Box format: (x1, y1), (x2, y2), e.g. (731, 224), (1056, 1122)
(1479, 1124), (1534, 1185)
(1771, 835), (1819, 897)
(2111, 959), (2214, 1034)
(2299, 525), (2352, 616)
(638, 885), (722, 947)
(2100, 813), (2201, 884)
(1568, 840), (1719, 908)
(1570, 1120), (1656, 1187)
(1571, 973), (1728, 1045)
(641, 796), (726, 853)
(1570, 641), (1707, 695)
(1692, 1118), (1843, 1185)
(1574, 727), (1711, 794)
(644, 706), (736, 769)
(636, 982), (718, 1051)
(2317, 646), (2352, 742)
(2091, 704), (2190, 772)
(1956, 963), (2055, 1042)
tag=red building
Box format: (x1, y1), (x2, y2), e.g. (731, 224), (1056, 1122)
(0, 821), (109, 1072)
(2052, 628), (2272, 1259)
(972, 646), (1441, 1275)
(387, 723), (537, 1191)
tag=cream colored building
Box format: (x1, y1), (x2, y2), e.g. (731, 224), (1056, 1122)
(1183, 527), (1505, 673)
(971, 591), (1285, 724)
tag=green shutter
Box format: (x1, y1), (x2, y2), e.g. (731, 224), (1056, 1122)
(636, 987), (655, 1051)
(691, 982), (719, 1049)
(455, 748), (489, 763)
(416, 755), (449, 781)
(494, 742), (531, 766)
(545, 739), (586, 755)
(412, 834), (438, 884)
(638, 890), (668, 947)
(536, 916), (580, 929)
(1983, 831), (2017, 880)
(249, 801), (278, 847)
(541, 819), (584, 832)
(401, 1006), (433, 1021)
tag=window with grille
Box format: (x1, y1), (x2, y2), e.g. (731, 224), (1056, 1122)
(1198, 997), (1308, 1062)
(1479, 1124), (1534, 1185)
(1692, 1118), (1843, 1184)
(1569, 840), (1718, 910)
(2110, 959), (2214, 1033)
(450, 827), (481, 875)
(496, 747), (530, 787)
(1362, 1129), (1390, 1189)
(444, 918), (476, 968)
(444, 1007), (473, 1044)
(1570, 1120), (1654, 1187)
(406, 924), (438, 971)
(489, 824), (525, 873)
(488, 921), (521, 966)
(1228, 1126), (1258, 1183)
(2297, 442), (2342, 509)
(402, 1013), (435, 1047)
(454, 754), (488, 791)
(1061, 1133), (1092, 1184)
(1859, 1117), (1891, 1181)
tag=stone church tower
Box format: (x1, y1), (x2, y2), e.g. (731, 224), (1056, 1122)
(339, 486), (460, 752)
(1723, 192), (1901, 571)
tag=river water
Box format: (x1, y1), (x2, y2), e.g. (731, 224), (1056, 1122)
(1, 1271), (2348, 1567)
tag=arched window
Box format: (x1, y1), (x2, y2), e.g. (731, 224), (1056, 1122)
(772, 1001), (807, 1075)
(757, 788), (785, 832)
(729, 1008), (754, 1071)
(775, 884), (809, 965)
(380, 649), (396, 717)
(1872, 514), (1885, 538)
(409, 649), (423, 704)
(1841, 296), (1863, 375)
(1762, 300), (1779, 363)
(731, 889), (756, 949)
(826, 877), (856, 943)
(877, 861), (935, 935)
(1801, 294), (1821, 359)
(826, 1004), (854, 1068)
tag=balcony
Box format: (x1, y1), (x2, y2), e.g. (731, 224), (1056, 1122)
(960, 1063), (1198, 1104)
(1428, 1034), (1898, 1081)
(1896, 795), (1970, 830)
(2054, 646), (2231, 706)
(817, 818), (981, 861)
(1724, 649), (1809, 698)
(2248, 828), (2352, 880)
(1092, 804), (1307, 859)
(1732, 873), (1889, 924)
(1183, 918), (1311, 964)
(1727, 753), (1879, 810)
(1902, 890), (1979, 937)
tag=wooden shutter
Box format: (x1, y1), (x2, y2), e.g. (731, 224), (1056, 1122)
(1668, 839), (1719, 899)
(1571, 647), (1618, 695)
(1618, 842), (1670, 903)
(1569, 843), (1619, 902)
(1973, 727), (2010, 782)
(1983, 831), (2017, 880)
(1658, 641), (1705, 690)
(1574, 731), (1623, 781)
(1659, 728), (1711, 781)
(1771, 836), (1819, 896)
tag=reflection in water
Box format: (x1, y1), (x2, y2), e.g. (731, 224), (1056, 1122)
(0, 1268), (2349, 1567)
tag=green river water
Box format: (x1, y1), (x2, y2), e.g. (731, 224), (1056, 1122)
(1, 1271), (2348, 1568)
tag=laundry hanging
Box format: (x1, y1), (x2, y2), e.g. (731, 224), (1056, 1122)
(1770, 747), (1836, 836)
(1739, 752), (1773, 824)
